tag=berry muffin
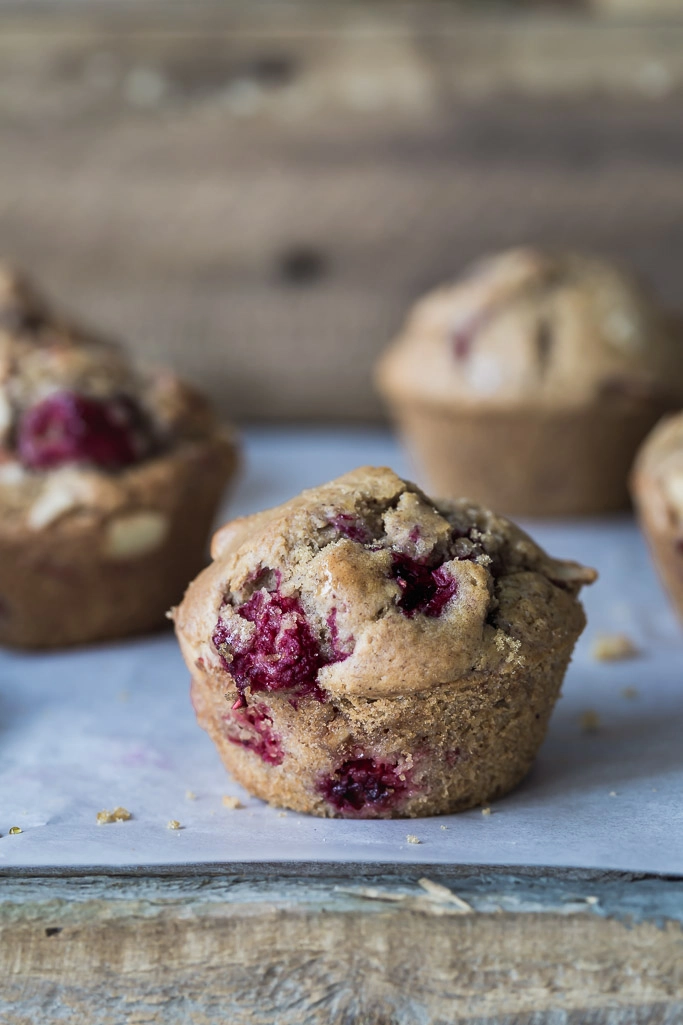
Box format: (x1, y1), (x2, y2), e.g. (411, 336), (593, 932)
(0, 265), (238, 648)
(631, 413), (683, 624)
(376, 247), (683, 516)
(173, 467), (595, 818)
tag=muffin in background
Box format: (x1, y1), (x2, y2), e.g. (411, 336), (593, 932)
(376, 248), (683, 516)
(174, 466), (595, 819)
(0, 265), (239, 649)
(631, 413), (683, 625)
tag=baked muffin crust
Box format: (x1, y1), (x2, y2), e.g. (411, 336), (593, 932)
(175, 467), (595, 817)
(376, 248), (683, 515)
(0, 264), (238, 648)
(379, 248), (682, 411)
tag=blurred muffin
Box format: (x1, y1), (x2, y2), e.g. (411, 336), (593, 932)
(174, 466), (594, 818)
(631, 413), (683, 624)
(0, 265), (239, 648)
(376, 248), (683, 516)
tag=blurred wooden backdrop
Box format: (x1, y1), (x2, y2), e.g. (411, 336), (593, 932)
(1, 1), (683, 421)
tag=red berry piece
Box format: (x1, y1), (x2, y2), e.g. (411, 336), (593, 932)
(391, 553), (458, 617)
(321, 757), (407, 814)
(451, 309), (488, 362)
(213, 588), (326, 701)
(17, 390), (149, 470)
(224, 703), (284, 765)
(328, 512), (373, 544)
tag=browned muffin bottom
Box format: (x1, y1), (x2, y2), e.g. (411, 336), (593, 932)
(631, 413), (683, 625)
(0, 265), (239, 648)
(376, 248), (683, 516)
(174, 467), (595, 818)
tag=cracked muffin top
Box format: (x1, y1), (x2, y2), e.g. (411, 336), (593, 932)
(0, 264), (226, 528)
(377, 247), (683, 411)
(175, 467), (596, 701)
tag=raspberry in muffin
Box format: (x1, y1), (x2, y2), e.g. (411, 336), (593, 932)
(173, 467), (595, 818)
(376, 248), (683, 516)
(0, 265), (239, 648)
(631, 413), (683, 624)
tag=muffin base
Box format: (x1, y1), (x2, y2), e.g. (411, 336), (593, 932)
(386, 400), (672, 517)
(190, 638), (576, 818)
(0, 436), (238, 649)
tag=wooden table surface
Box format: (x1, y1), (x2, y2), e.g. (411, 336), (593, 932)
(2, 864), (682, 1024)
(2, 1), (683, 423)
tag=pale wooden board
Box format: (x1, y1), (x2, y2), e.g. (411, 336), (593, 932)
(2, 869), (683, 1024)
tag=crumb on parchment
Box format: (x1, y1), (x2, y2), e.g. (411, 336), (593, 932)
(481, 806), (492, 817)
(406, 834), (421, 844)
(222, 795), (244, 809)
(167, 820), (182, 830)
(580, 709), (601, 733)
(185, 790), (197, 801)
(592, 633), (639, 662)
(9, 826), (22, 835)
(621, 686), (639, 700)
(97, 807), (132, 825)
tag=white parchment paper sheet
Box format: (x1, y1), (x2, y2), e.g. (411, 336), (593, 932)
(1, 428), (681, 872)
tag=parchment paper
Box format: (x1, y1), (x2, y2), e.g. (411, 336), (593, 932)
(1, 428), (681, 873)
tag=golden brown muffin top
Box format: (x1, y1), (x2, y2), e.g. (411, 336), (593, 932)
(174, 467), (595, 700)
(0, 263), (227, 529)
(377, 248), (683, 412)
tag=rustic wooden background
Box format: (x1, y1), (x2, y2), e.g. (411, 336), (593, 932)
(1, 2), (683, 421)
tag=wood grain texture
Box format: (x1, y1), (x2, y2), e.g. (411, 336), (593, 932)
(2, 870), (683, 1024)
(1, 4), (683, 421)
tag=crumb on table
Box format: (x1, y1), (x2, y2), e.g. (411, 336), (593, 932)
(580, 709), (601, 733)
(621, 686), (639, 700)
(96, 807), (132, 825)
(592, 633), (639, 662)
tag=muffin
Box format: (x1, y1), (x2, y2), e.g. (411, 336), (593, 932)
(173, 466), (595, 818)
(376, 247), (683, 516)
(631, 413), (683, 624)
(0, 265), (238, 648)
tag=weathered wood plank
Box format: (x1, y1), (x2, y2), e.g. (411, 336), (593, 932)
(1, 4), (682, 421)
(1, 870), (682, 1024)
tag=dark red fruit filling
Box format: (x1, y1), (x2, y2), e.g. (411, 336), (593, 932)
(17, 390), (149, 470)
(224, 703), (284, 765)
(329, 513), (373, 544)
(452, 329), (473, 362)
(213, 589), (326, 701)
(391, 553), (457, 617)
(452, 310), (488, 362)
(321, 757), (407, 814)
